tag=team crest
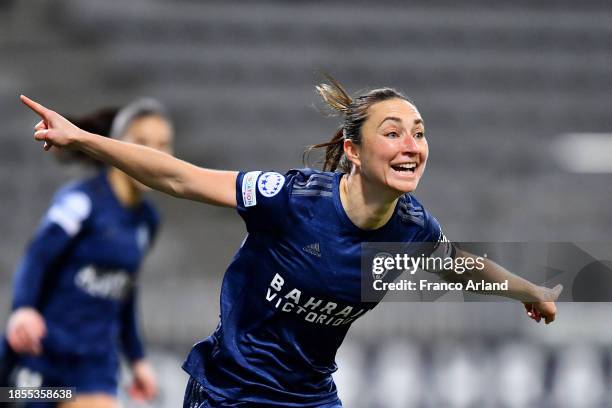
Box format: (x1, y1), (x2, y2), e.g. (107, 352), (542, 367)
(258, 172), (285, 197)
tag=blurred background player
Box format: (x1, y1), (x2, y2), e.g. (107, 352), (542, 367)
(17, 76), (559, 407)
(2, 98), (174, 408)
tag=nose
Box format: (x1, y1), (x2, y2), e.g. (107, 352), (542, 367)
(401, 133), (420, 152)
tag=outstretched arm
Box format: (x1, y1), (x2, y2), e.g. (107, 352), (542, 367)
(441, 248), (562, 324)
(20, 95), (238, 207)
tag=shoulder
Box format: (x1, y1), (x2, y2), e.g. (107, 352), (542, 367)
(243, 168), (334, 191)
(52, 172), (106, 206)
(51, 178), (95, 216)
(235, 168), (336, 229)
(45, 177), (97, 236)
(287, 168), (335, 198)
(397, 193), (442, 241)
(238, 168), (335, 204)
(397, 193), (428, 228)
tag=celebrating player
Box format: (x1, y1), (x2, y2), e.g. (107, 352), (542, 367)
(5, 99), (174, 408)
(18, 77), (560, 407)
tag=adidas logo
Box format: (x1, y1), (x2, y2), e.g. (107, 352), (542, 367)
(303, 242), (321, 257)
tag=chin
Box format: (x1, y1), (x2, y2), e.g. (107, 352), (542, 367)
(395, 181), (419, 194)
(386, 175), (421, 194)
(385, 168), (424, 195)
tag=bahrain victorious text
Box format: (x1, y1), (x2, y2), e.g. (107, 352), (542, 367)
(266, 273), (366, 326)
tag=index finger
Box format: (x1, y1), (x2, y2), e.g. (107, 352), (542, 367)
(20, 95), (52, 119)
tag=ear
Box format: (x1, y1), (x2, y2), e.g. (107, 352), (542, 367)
(344, 139), (361, 167)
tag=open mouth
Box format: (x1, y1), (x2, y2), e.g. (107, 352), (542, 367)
(391, 163), (417, 173)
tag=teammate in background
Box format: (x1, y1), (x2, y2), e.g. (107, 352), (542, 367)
(4, 99), (174, 408)
(19, 77), (560, 407)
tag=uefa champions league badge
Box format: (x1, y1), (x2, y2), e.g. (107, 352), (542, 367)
(258, 172), (285, 197)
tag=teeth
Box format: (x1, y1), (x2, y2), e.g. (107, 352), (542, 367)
(395, 163), (417, 169)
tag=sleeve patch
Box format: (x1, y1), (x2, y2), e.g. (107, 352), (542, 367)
(46, 191), (92, 236)
(242, 171), (261, 207)
(257, 172), (285, 198)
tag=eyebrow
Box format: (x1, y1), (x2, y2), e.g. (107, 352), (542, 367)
(378, 116), (425, 128)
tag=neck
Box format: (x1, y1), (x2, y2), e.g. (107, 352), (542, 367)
(339, 169), (400, 230)
(107, 168), (142, 207)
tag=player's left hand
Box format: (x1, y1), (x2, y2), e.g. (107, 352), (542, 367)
(129, 359), (158, 402)
(523, 284), (562, 324)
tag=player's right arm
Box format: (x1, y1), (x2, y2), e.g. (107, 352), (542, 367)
(8, 228), (66, 356)
(20, 95), (238, 208)
(8, 188), (94, 355)
(6, 191), (89, 356)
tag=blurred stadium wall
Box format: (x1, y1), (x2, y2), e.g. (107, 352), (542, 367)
(1, 1), (611, 407)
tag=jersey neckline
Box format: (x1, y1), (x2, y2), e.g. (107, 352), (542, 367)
(331, 172), (400, 235)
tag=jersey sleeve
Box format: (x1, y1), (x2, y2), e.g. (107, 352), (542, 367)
(420, 210), (457, 273)
(421, 210), (444, 243)
(45, 191), (92, 237)
(11, 190), (92, 310)
(120, 287), (145, 362)
(235, 170), (293, 232)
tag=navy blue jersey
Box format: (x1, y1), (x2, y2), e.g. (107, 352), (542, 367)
(11, 170), (159, 368)
(183, 169), (442, 406)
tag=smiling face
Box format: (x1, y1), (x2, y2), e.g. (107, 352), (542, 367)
(346, 98), (428, 195)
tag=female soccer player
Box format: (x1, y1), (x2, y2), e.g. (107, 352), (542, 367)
(18, 78), (560, 407)
(5, 99), (174, 408)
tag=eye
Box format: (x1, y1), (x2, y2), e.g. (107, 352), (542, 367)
(386, 131), (400, 138)
(414, 131), (425, 139)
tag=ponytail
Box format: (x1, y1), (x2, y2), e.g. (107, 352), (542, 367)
(306, 74), (409, 173)
(304, 128), (346, 172)
(314, 74), (352, 115)
(305, 74), (353, 172)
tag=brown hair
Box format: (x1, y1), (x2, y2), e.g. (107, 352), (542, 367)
(305, 74), (410, 172)
(56, 107), (119, 166)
